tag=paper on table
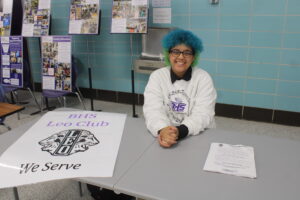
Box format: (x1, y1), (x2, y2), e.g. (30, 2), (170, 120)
(203, 143), (257, 178)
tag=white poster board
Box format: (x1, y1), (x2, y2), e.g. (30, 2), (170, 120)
(111, 0), (148, 33)
(41, 36), (72, 92)
(0, 0), (13, 36)
(0, 36), (23, 88)
(0, 111), (127, 189)
(68, 0), (100, 34)
(22, 0), (51, 37)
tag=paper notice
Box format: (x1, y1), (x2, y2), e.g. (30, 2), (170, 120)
(38, 0), (51, 10)
(57, 42), (71, 63)
(203, 143), (257, 178)
(42, 76), (55, 90)
(153, 8), (171, 24)
(111, 19), (126, 33)
(2, 68), (10, 78)
(69, 20), (83, 34)
(132, 0), (147, 6)
(22, 24), (34, 37)
(1, 37), (9, 44)
(1, 55), (10, 66)
(152, 0), (171, 7)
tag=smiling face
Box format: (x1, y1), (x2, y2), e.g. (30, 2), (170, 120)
(169, 44), (195, 77)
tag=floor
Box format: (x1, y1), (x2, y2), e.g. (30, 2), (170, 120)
(0, 90), (300, 200)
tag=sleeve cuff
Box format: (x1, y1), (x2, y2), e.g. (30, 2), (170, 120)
(176, 124), (189, 140)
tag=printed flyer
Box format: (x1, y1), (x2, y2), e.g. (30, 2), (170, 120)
(0, 0), (13, 36)
(41, 36), (72, 92)
(111, 0), (148, 33)
(22, 0), (51, 37)
(0, 111), (127, 188)
(69, 0), (100, 34)
(0, 36), (23, 87)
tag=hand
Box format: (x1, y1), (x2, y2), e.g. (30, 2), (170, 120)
(158, 126), (179, 148)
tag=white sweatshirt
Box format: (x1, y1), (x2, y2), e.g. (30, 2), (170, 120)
(143, 66), (217, 137)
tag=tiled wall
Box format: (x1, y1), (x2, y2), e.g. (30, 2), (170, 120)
(27, 0), (300, 113)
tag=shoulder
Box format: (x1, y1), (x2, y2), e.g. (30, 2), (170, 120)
(192, 67), (212, 79)
(149, 66), (170, 80)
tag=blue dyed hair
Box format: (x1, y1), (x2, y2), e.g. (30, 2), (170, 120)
(162, 29), (203, 67)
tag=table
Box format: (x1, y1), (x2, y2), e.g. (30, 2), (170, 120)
(0, 102), (25, 118)
(114, 129), (300, 200)
(77, 116), (155, 190)
(0, 109), (155, 192)
(2, 109), (300, 200)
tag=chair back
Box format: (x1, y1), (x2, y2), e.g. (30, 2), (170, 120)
(71, 55), (78, 92)
(0, 85), (6, 102)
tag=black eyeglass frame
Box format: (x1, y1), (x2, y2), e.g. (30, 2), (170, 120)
(169, 49), (195, 58)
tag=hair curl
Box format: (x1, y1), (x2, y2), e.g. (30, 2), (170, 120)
(162, 29), (203, 67)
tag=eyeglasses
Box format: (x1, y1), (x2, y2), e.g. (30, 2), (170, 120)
(169, 49), (194, 58)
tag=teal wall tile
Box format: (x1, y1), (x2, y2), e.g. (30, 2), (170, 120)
(281, 50), (300, 65)
(283, 33), (300, 49)
(218, 47), (248, 62)
(275, 96), (300, 112)
(287, 0), (300, 15)
(248, 48), (280, 63)
(220, 16), (250, 31)
(171, 1), (188, 15)
(220, 0), (251, 15)
(198, 60), (216, 75)
(252, 16), (283, 32)
(217, 90), (243, 105)
(190, 0), (219, 15)
(217, 61), (247, 76)
(218, 31), (249, 46)
(248, 63), (279, 79)
(191, 16), (218, 30)
(172, 16), (189, 30)
(279, 66), (300, 81)
(253, 0), (286, 15)
(246, 79), (276, 94)
(201, 45), (217, 59)
(194, 30), (218, 45)
(244, 93), (275, 109)
(286, 17), (300, 32)
(250, 32), (281, 48)
(215, 76), (245, 91)
(277, 81), (300, 97)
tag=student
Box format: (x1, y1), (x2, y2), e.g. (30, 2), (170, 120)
(143, 29), (217, 148)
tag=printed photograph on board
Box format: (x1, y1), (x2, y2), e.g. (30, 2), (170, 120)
(41, 36), (72, 92)
(0, 0), (13, 36)
(0, 36), (23, 88)
(68, 0), (100, 34)
(22, 0), (51, 37)
(111, 0), (148, 33)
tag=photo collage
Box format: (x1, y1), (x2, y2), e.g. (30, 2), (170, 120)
(23, 0), (50, 36)
(111, 0), (148, 33)
(69, 0), (100, 34)
(42, 38), (72, 92)
(0, 36), (23, 87)
(0, 13), (11, 36)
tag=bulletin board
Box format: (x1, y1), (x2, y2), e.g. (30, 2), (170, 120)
(41, 36), (72, 92)
(68, 0), (100, 34)
(0, 36), (23, 88)
(111, 0), (148, 34)
(0, 0), (13, 36)
(21, 0), (51, 37)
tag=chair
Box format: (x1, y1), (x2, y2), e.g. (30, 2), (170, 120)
(2, 59), (41, 112)
(40, 56), (86, 112)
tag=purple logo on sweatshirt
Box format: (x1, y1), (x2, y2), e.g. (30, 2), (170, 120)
(171, 98), (186, 112)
